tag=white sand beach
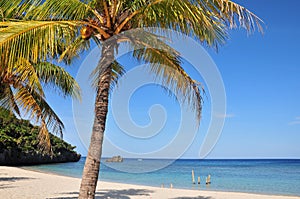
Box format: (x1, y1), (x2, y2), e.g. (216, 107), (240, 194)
(0, 166), (299, 199)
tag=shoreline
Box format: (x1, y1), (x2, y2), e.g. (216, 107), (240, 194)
(1, 166), (300, 199)
(21, 166), (300, 198)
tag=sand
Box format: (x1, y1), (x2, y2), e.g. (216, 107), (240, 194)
(0, 166), (299, 199)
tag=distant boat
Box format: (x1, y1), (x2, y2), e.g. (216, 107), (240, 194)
(137, 158), (143, 161)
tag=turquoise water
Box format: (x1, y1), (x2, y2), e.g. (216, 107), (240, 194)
(24, 158), (300, 196)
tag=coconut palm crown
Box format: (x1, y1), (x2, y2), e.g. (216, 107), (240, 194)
(0, 0), (263, 198)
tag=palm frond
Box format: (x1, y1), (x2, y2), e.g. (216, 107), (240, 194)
(116, 0), (263, 48)
(14, 84), (65, 152)
(34, 62), (81, 100)
(0, 0), (23, 19)
(0, 0), (42, 20)
(0, 0), (21, 19)
(91, 59), (125, 91)
(14, 86), (42, 122)
(111, 61), (126, 88)
(120, 30), (203, 121)
(59, 36), (90, 64)
(14, 58), (44, 97)
(31, 90), (64, 138)
(0, 20), (78, 69)
(30, 0), (97, 21)
(202, 0), (264, 33)
(116, 0), (227, 48)
(0, 83), (20, 116)
(38, 120), (52, 153)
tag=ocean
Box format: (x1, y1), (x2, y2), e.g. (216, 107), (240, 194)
(24, 158), (300, 196)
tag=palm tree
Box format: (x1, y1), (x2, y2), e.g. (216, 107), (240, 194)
(1, 0), (263, 198)
(0, 1), (80, 152)
(0, 60), (80, 152)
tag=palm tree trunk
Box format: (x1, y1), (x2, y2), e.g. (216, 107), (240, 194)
(79, 42), (114, 199)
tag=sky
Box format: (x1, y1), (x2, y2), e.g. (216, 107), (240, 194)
(44, 0), (300, 159)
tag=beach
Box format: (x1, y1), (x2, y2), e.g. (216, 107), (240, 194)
(1, 166), (299, 199)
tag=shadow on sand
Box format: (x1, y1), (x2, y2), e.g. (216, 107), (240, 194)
(49, 189), (154, 199)
(0, 177), (34, 189)
(0, 177), (34, 182)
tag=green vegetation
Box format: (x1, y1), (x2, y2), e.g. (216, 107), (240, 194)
(0, 107), (80, 165)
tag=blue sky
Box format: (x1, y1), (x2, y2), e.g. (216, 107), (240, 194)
(45, 0), (300, 159)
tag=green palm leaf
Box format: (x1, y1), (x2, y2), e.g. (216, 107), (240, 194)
(0, 0), (42, 20)
(14, 58), (44, 97)
(30, 0), (94, 20)
(30, 88), (65, 138)
(59, 36), (91, 64)
(126, 30), (203, 120)
(0, 20), (78, 69)
(14, 84), (65, 151)
(115, 0), (262, 48)
(34, 62), (81, 99)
